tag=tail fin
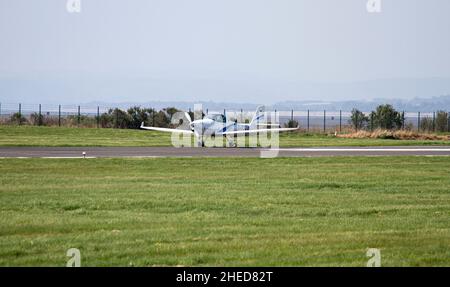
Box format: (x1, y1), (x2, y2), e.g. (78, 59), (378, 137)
(250, 106), (265, 128)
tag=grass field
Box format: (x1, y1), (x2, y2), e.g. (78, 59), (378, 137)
(1, 125), (450, 147)
(1, 157), (449, 266)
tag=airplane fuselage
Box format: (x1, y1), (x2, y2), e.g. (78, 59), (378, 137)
(190, 118), (238, 137)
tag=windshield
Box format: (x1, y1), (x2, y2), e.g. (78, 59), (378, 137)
(206, 114), (225, 122)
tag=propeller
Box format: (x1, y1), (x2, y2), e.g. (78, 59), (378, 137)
(184, 111), (195, 131)
(184, 112), (192, 125)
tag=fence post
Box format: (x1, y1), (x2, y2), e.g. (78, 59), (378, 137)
(97, 106), (100, 128)
(291, 109), (294, 122)
(433, 111), (436, 132)
(18, 103), (22, 125)
(339, 110), (342, 132)
(448, 111), (450, 133)
(370, 113), (374, 132)
(38, 104), (42, 126)
(77, 106), (81, 126)
(402, 111), (405, 130)
(116, 108), (120, 128)
(323, 110), (326, 133)
(152, 108), (155, 127)
(307, 110), (310, 132)
(418, 112), (421, 132)
(58, 105), (61, 127)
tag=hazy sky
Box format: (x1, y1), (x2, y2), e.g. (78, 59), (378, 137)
(1, 0), (449, 104)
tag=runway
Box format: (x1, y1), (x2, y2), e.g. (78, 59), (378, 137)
(1, 146), (450, 158)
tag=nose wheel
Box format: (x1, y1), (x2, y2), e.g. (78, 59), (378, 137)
(226, 136), (236, 147)
(196, 135), (205, 147)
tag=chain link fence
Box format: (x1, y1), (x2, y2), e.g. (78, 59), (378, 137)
(1, 102), (449, 133)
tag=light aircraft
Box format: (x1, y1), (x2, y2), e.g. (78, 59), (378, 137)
(140, 106), (299, 147)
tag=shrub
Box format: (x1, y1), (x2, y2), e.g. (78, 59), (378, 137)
(349, 109), (368, 131)
(9, 113), (27, 125)
(404, 122), (414, 131)
(369, 104), (402, 130)
(151, 110), (171, 128)
(99, 112), (114, 128)
(30, 113), (44, 126)
(112, 108), (130, 129)
(98, 108), (130, 128)
(127, 106), (153, 129)
(164, 107), (180, 120)
(420, 117), (434, 133)
(284, 119), (299, 128)
(436, 111), (449, 132)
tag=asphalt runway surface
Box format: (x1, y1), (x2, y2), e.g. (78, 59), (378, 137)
(1, 146), (450, 158)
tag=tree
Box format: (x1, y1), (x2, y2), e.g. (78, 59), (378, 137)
(435, 111), (448, 132)
(30, 112), (44, 126)
(10, 112), (27, 125)
(163, 107), (180, 120)
(99, 111), (114, 128)
(349, 109), (368, 131)
(127, 106), (152, 129)
(284, 119), (299, 128)
(100, 108), (130, 129)
(152, 110), (171, 128)
(369, 104), (402, 130)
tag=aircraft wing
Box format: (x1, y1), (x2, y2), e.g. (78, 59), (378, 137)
(220, 126), (299, 135)
(235, 123), (281, 128)
(256, 123), (281, 127)
(140, 123), (194, 134)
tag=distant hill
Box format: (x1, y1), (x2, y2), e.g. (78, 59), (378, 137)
(1, 76), (450, 110)
(272, 95), (450, 112)
(80, 95), (450, 113)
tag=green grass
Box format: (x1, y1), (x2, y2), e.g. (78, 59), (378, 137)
(0, 126), (172, 147)
(279, 132), (450, 147)
(0, 125), (449, 147)
(0, 157), (449, 266)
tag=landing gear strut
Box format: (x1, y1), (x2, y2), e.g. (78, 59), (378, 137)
(226, 135), (236, 147)
(196, 136), (205, 147)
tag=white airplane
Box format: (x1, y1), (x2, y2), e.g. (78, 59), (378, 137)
(140, 106), (299, 146)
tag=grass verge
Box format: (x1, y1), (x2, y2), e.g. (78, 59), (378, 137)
(0, 157), (449, 266)
(1, 126), (450, 147)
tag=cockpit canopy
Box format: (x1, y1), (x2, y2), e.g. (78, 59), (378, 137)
(205, 113), (226, 123)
